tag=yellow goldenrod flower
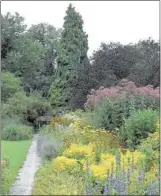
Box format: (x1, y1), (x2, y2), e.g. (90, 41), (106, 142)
(90, 164), (108, 180)
(53, 156), (77, 172)
(63, 143), (95, 159)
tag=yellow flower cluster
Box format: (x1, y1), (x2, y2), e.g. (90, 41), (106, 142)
(90, 164), (108, 180)
(83, 150), (146, 180)
(53, 156), (78, 172)
(63, 143), (95, 159)
(100, 153), (116, 169)
(88, 153), (116, 180)
(120, 150), (146, 169)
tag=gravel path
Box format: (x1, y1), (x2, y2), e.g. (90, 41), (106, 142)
(9, 134), (42, 195)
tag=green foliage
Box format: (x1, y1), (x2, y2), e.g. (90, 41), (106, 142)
(91, 96), (134, 131)
(138, 127), (159, 171)
(1, 12), (27, 59)
(120, 109), (159, 148)
(27, 23), (61, 96)
(92, 98), (120, 131)
(50, 3), (89, 110)
(128, 38), (160, 87)
(89, 38), (159, 90)
(1, 72), (22, 102)
(2, 121), (33, 141)
(2, 13), (61, 97)
(91, 94), (159, 132)
(5, 91), (51, 125)
(5, 35), (45, 94)
(129, 94), (159, 112)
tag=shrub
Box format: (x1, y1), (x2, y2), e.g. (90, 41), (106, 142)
(6, 91), (51, 125)
(138, 121), (160, 171)
(91, 98), (127, 131)
(37, 135), (62, 160)
(120, 109), (159, 148)
(85, 79), (159, 109)
(2, 122), (32, 141)
(91, 94), (159, 131)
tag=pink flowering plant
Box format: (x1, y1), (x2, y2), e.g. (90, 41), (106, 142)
(85, 79), (159, 109)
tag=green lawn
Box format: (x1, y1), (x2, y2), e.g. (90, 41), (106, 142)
(1, 140), (31, 194)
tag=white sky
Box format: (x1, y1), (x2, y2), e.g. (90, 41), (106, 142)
(1, 1), (159, 56)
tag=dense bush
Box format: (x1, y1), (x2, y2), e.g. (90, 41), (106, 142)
(92, 98), (123, 131)
(120, 109), (159, 148)
(5, 91), (51, 125)
(138, 121), (159, 171)
(91, 93), (159, 131)
(2, 122), (32, 141)
(1, 72), (22, 102)
(37, 135), (63, 160)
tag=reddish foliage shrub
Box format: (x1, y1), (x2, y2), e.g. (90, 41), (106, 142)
(85, 79), (159, 109)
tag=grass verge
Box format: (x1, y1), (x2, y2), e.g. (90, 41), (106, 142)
(1, 140), (31, 194)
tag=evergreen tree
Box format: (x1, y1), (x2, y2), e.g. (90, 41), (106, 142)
(50, 3), (89, 110)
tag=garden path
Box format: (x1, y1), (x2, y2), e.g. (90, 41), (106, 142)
(9, 134), (42, 195)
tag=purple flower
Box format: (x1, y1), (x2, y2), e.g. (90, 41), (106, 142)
(111, 173), (128, 195)
(138, 169), (145, 183)
(103, 181), (110, 195)
(146, 180), (159, 195)
(85, 183), (92, 196)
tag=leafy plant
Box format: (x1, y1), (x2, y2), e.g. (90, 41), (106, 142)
(92, 98), (127, 131)
(91, 93), (159, 132)
(2, 121), (32, 141)
(5, 91), (51, 125)
(120, 109), (159, 148)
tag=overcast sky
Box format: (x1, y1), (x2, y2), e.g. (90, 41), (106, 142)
(1, 1), (159, 56)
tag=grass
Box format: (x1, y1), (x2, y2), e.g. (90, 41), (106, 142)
(1, 140), (31, 194)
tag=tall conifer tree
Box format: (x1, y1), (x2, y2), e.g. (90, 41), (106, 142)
(50, 3), (89, 110)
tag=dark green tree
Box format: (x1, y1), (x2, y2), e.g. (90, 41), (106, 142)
(128, 38), (160, 87)
(5, 34), (44, 94)
(50, 3), (89, 110)
(27, 23), (61, 96)
(1, 12), (26, 60)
